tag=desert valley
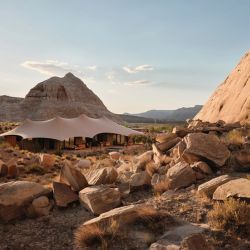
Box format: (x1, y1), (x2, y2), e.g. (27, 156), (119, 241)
(1, 2), (250, 250)
(0, 50), (249, 250)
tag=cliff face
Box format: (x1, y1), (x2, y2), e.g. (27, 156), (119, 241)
(195, 52), (250, 124)
(0, 73), (118, 121)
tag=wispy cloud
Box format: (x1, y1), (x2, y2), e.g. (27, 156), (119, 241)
(86, 65), (97, 71)
(105, 71), (118, 85)
(21, 60), (96, 83)
(21, 60), (71, 76)
(124, 80), (152, 86)
(123, 64), (154, 74)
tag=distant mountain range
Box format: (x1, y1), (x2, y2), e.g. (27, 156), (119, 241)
(123, 105), (202, 123)
(0, 72), (202, 124)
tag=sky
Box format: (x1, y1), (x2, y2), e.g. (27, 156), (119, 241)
(0, 0), (250, 114)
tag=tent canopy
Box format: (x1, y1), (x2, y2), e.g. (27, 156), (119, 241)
(0, 114), (142, 141)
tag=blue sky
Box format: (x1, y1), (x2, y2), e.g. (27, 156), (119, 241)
(0, 0), (249, 113)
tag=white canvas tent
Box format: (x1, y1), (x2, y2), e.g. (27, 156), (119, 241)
(0, 114), (142, 140)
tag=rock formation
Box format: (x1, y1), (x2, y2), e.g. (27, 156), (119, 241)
(0, 73), (118, 121)
(195, 51), (250, 124)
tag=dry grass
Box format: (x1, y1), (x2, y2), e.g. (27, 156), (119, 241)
(74, 223), (107, 249)
(25, 163), (45, 175)
(224, 130), (244, 145)
(74, 206), (174, 249)
(153, 180), (170, 195)
(208, 198), (250, 236)
(0, 141), (12, 149)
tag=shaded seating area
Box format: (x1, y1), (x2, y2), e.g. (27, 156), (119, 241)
(0, 114), (142, 151)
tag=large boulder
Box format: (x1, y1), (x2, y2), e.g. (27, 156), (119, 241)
(213, 178), (250, 200)
(79, 186), (121, 215)
(0, 181), (51, 222)
(233, 149), (250, 171)
(83, 204), (155, 226)
(59, 161), (88, 191)
(172, 126), (190, 138)
(167, 162), (196, 190)
(197, 175), (235, 198)
(183, 133), (230, 166)
(152, 144), (172, 166)
(85, 167), (118, 185)
(149, 223), (209, 250)
(190, 161), (213, 180)
(76, 159), (91, 169)
(156, 132), (177, 143)
(129, 171), (151, 190)
(134, 151), (153, 170)
(157, 137), (182, 152)
(53, 182), (78, 207)
(137, 150), (153, 164)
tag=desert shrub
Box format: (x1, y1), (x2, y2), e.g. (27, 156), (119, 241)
(25, 163), (45, 174)
(75, 207), (173, 249)
(131, 134), (152, 144)
(208, 198), (250, 236)
(0, 141), (11, 149)
(224, 130), (244, 145)
(147, 124), (174, 133)
(153, 180), (170, 195)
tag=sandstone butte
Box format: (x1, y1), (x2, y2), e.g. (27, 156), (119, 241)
(0, 72), (118, 122)
(195, 51), (250, 124)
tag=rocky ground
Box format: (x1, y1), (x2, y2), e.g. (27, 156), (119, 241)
(0, 120), (250, 250)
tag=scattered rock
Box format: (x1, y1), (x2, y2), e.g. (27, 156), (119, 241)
(167, 162), (196, 190)
(109, 151), (121, 161)
(53, 182), (78, 207)
(76, 159), (91, 169)
(191, 161), (213, 179)
(213, 178), (250, 200)
(0, 160), (8, 177)
(173, 126), (190, 138)
(152, 143), (163, 158)
(153, 154), (172, 166)
(83, 204), (154, 226)
(31, 196), (52, 217)
(233, 149), (250, 171)
(0, 181), (51, 222)
(156, 132), (177, 143)
(191, 161), (213, 175)
(149, 223), (207, 250)
(85, 167), (118, 185)
(7, 164), (19, 178)
(129, 171), (151, 190)
(183, 133), (230, 166)
(59, 161), (88, 191)
(197, 175), (235, 198)
(79, 186), (121, 215)
(157, 137), (182, 153)
(181, 233), (212, 250)
(134, 151), (153, 170)
(182, 151), (201, 164)
(40, 154), (55, 168)
(151, 173), (169, 192)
